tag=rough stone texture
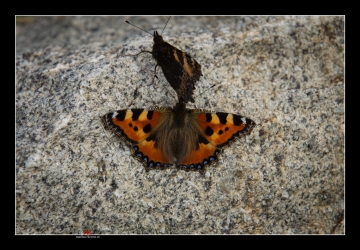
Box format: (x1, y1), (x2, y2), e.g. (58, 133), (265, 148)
(16, 16), (344, 234)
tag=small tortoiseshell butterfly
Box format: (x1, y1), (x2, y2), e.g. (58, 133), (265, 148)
(102, 103), (256, 172)
(125, 17), (202, 104)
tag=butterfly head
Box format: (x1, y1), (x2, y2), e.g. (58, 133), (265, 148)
(153, 31), (165, 44)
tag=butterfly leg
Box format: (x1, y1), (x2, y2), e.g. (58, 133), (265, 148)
(123, 50), (153, 57)
(151, 64), (159, 84)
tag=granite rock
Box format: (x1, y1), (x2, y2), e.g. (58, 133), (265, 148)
(16, 16), (344, 234)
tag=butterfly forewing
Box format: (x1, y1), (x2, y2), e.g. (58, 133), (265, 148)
(196, 111), (256, 148)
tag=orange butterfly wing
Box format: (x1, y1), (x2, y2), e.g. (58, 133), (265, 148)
(197, 112), (256, 147)
(177, 141), (221, 171)
(177, 111), (256, 171)
(102, 109), (173, 170)
(103, 108), (256, 172)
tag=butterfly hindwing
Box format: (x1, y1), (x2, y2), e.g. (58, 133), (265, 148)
(132, 140), (173, 170)
(177, 138), (221, 172)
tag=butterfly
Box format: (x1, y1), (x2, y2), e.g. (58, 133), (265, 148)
(102, 102), (256, 172)
(125, 17), (202, 104)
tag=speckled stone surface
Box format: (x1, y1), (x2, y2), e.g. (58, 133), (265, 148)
(16, 16), (344, 234)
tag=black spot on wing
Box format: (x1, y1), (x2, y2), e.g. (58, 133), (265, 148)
(206, 113), (212, 122)
(143, 124), (151, 133)
(131, 109), (143, 121)
(147, 111), (153, 120)
(198, 133), (209, 145)
(216, 112), (228, 125)
(233, 115), (245, 126)
(115, 111), (126, 121)
(205, 126), (214, 136)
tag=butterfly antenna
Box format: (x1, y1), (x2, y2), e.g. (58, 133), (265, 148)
(125, 20), (153, 37)
(195, 84), (216, 98)
(161, 16), (171, 35)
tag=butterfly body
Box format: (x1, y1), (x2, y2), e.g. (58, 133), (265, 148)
(148, 31), (202, 104)
(102, 103), (256, 172)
